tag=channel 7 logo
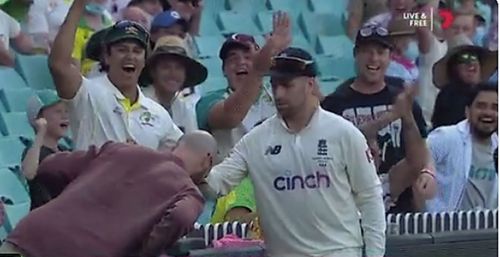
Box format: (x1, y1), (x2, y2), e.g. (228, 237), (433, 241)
(403, 7), (454, 30)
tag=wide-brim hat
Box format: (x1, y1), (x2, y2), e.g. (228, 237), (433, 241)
(388, 18), (416, 37)
(432, 33), (498, 88)
(145, 36), (207, 88)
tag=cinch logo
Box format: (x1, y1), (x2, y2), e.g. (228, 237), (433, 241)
(273, 171), (331, 191)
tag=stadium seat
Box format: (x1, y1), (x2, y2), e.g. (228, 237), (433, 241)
(195, 36), (226, 58)
(198, 76), (227, 96)
(319, 80), (343, 96)
(317, 35), (354, 57)
(290, 34), (315, 55)
(316, 55), (356, 81)
(299, 12), (344, 41)
(268, 0), (311, 19)
(0, 88), (36, 112)
(202, 0), (226, 15)
(0, 112), (34, 138)
(309, 0), (348, 16)
(15, 54), (55, 90)
(0, 168), (30, 234)
(227, 0), (267, 14)
(199, 13), (222, 36)
(198, 58), (223, 77)
(218, 11), (262, 35)
(0, 67), (28, 89)
(256, 10), (302, 35)
(0, 137), (25, 169)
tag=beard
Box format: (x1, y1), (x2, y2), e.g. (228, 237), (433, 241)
(471, 125), (497, 139)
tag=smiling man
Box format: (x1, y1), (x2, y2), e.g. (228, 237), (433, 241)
(49, 0), (183, 151)
(322, 24), (428, 213)
(196, 32), (276, 163)
(426, 83), (498, 212)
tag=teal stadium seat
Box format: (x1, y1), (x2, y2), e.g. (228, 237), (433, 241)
(199, 13), (222, 36)
(0, 168), (30, 236)
(0, 137), (25, 168)
(227, 0), (267, 14)
(291, 34), (315, 55)
(0, 112), (34, 138)
(310, 0), (348, 16)
(316, 55), (356, 81)
(15, 54), (55, 90)
(198, 58), (223, 77)
(256, 10), (303, 36)
(195, 36), (226, 58)
(0, 67), (28, 89)
(317, 35), (354, 58)
(299, 12), (344, 42)
(202, 0), (226, 15)
(218, 11), (261, 35)
(268, 0), (311, 20)
(319, 80), (343, 96)
(0, 88), (36, 112)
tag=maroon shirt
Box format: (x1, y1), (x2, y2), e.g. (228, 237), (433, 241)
(7, 142), (204, 257)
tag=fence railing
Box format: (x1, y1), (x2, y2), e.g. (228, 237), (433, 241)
(195, 209), (498, 246)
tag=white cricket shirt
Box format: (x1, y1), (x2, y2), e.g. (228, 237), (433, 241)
(207, 107), (386, 257)
(64, 75), (183, 150)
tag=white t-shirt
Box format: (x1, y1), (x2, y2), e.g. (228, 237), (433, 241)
(207, 107), (385, 257)
(0, 9), (21, 50)
(417, 35), (447, 124)
(142, 86), (199, 133)
(64, 75), (183, 150)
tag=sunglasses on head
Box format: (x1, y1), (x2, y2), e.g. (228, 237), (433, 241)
(456, 52), (479, 64)
(359, 25), (389, 37)
(271, 56), (316, 76)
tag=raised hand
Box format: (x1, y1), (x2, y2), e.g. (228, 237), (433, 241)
(391, 86), (417, 120)
(266, 11), (292, 54)
(35, 118), (48, 136)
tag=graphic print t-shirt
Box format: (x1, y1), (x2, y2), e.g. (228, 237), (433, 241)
(321, 77), (428, 212)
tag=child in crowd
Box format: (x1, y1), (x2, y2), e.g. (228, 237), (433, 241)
(21, 91), (70, 210)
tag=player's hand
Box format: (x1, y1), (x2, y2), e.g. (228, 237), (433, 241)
(412, 172), (437, 200)
(35, 118), (48, 135)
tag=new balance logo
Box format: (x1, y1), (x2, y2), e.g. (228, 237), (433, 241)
(265, 145), (282, 155)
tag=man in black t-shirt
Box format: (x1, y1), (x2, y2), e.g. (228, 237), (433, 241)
(322, 24), (432, 213)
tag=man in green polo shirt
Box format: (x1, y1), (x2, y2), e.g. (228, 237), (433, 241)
(196, 33), (278, 164)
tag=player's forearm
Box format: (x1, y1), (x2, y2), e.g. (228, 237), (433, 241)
(355, 186), (386, 257)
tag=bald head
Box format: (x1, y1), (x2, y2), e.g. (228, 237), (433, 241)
(172, 130), (217, 183)
(122, 6), (151, 29)
(177, 130), (217, 156)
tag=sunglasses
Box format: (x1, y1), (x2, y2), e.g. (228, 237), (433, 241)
(359, 25), (389, 37)
(271, 56), (316, 76)
(456, 52), (479, 64)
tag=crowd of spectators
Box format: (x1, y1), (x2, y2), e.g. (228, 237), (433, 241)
(0, 0), (498, 256)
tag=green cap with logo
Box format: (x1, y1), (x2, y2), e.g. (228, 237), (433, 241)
(103, 20), (150, 50)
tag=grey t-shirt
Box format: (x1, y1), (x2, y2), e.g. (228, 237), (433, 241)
(460, 139), (498, 210)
